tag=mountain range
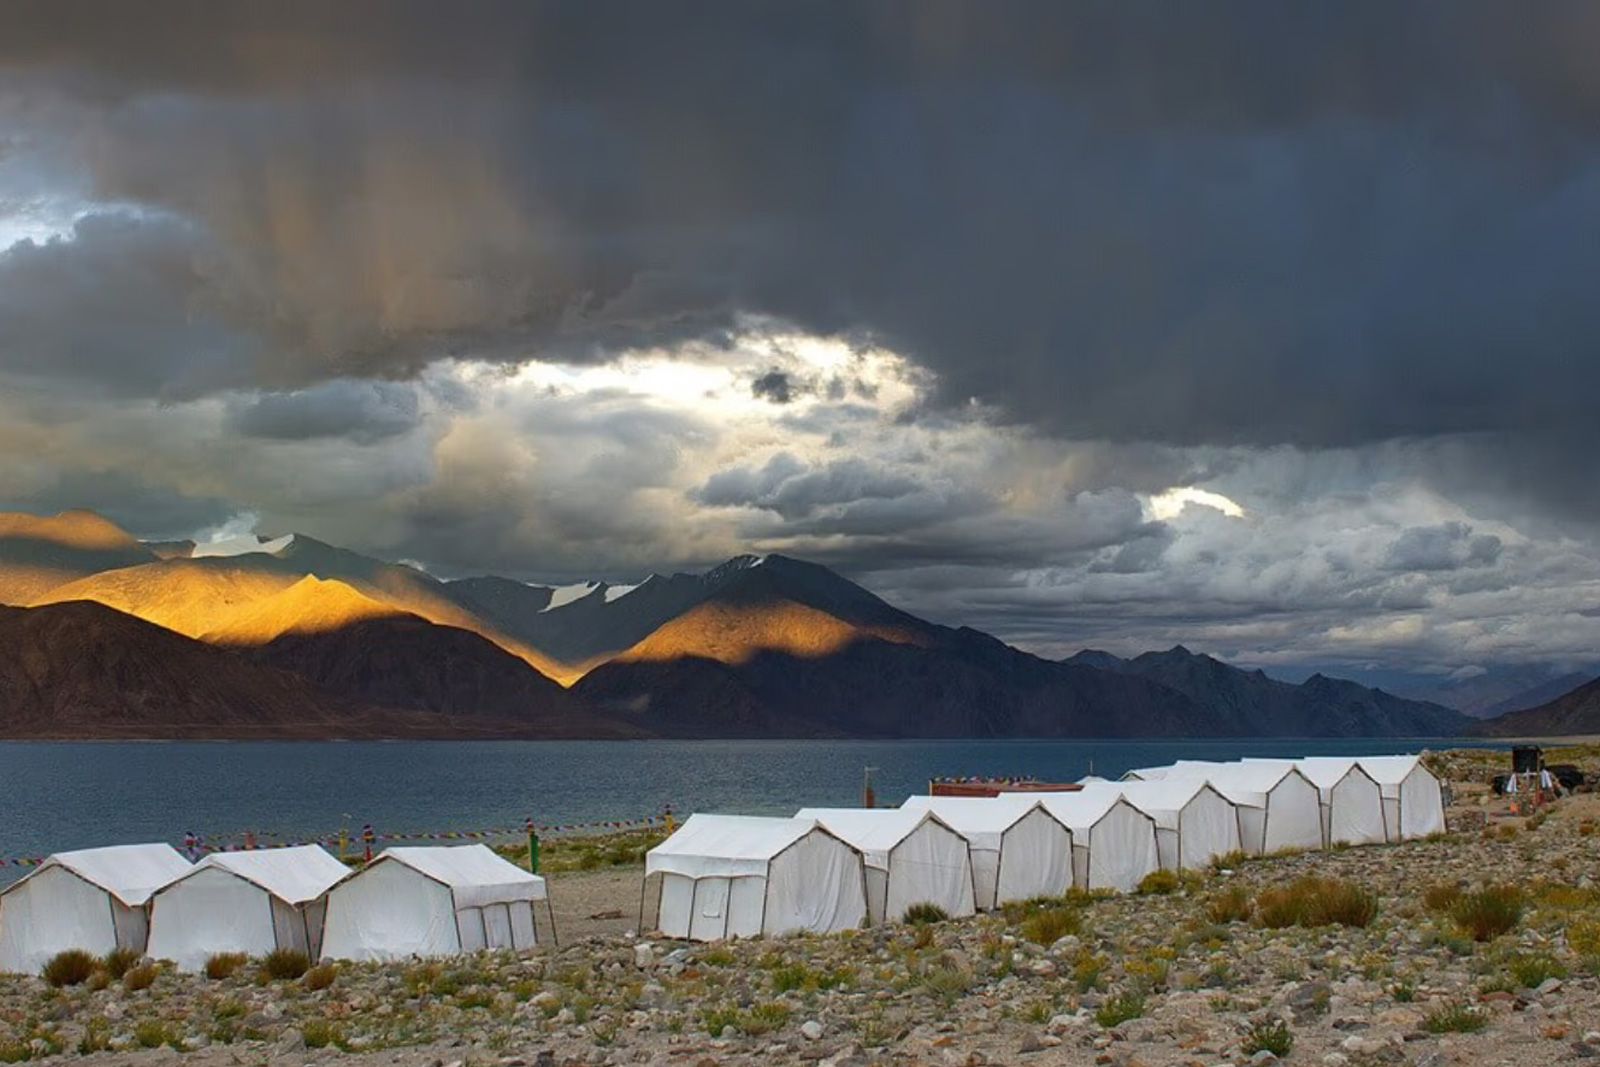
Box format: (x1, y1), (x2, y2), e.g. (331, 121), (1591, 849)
(7, 506), (1585, 741)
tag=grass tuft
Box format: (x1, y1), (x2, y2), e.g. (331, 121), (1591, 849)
(1424, 1002), (1488, 1034)
(1016, 903), (1081, 945)
(903, 901), (950, 925)
(1094, 990), (1146, 1029)
(1137, 869), (1181, 896)
(260, 948), (310, 981)
(1241, 1016), (1294, 1057)
(100, 947), (140, 980)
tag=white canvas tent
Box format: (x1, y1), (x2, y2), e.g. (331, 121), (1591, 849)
(1358, 755), (1446, 841)
(1160, 761), (1324, 856)
(899, 796), (1074, 909)
(1077, 779), (1242, 871)
(1244, 757), (1388, 847)
(645, 814), (868, 940)
(1014, 792), (1160, 892)
(0, 844), (191, 974)
(320, 845), (549, 961)
(147, 845), (349, 971)
(794, 808), (976, 923)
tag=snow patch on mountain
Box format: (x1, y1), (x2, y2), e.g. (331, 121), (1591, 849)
(192, 533), (296, 559)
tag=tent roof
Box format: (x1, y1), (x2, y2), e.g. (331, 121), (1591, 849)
(186, 845), (350, 904)
(899, 796), (1049, 847)
(1004, 790), (1152, 834)
(1355, 754), (1427, 785)
(794, 808), (954, 868)
(1166, 760), (1307, 793)
(1239, 756), (1375, 789)
(647, 814), (831, 878)
(375, 844), (547, 901)
(1081, 776), (1221, 808)
(14, 843), (192, 906)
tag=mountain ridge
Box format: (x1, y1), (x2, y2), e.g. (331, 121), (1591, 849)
(0, 507), (1483, 740)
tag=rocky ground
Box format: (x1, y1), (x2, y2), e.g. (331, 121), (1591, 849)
(5, 749), (1600, 1067)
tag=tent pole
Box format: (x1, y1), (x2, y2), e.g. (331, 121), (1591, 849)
(546, 897), (560, 948)
(637, 875), (649, 936)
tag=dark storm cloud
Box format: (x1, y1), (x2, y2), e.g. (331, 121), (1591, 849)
(227, 380), (423, 444)
(750, 371), (797, 405)
(9, 2), (1600, 528)
(0, 212), (250, 397)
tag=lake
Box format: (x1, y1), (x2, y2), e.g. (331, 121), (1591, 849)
(0, 737), (1501, 884)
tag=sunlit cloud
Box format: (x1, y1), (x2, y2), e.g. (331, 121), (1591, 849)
(1147, 486), (1246, 521)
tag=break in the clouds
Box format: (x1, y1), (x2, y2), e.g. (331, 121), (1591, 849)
(5, 3), (1600, 679)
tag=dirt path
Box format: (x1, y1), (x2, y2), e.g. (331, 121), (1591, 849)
(544, 866), (649, 944)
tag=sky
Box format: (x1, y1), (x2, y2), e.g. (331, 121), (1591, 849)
(4, 2), (1600, 684)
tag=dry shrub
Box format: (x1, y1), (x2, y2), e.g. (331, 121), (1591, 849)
(303, 963), (338, 991)
(122, 963), (159, 991)
(1423, 883), (1462, 913)
(41, 950), (98, 987)
(1207, 886), (1254, 924)
(101, 947), (140, 980)
(1137, 869), (1181, 895)
(1019, 905), (1081, 945)
(1255, 877), (1377, 930)
(260, 948), (310, 981)
(1450, 885), (1524, 942)
(205, 953), (248, 980)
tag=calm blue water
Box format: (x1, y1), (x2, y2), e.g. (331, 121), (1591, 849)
(0, 738), (1499, 884)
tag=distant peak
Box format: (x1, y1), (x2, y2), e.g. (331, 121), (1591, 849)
(702, 554), (769, 585)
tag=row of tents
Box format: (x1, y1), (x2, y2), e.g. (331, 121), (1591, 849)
(642, 753), (1445, 941)
(0, 843), (551, 975)
(0, 755), (1445, 969)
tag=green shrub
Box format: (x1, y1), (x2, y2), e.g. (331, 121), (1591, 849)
(1018, 905), (1081, 945)
(76, 1018), (112, 1056)
(1508, 953), (1567, 989)
(1137, 869), (1181, 896)
(1094, 991), (1146, 1029)
(1206, 886), (1254, 924)
(1450, 885), (1524, 942)
(303, 962), (338, 991)
(205, 952), (248, 980)
(122, 963), (159, 992)
(1210, 849), (1249, 870)
(920, 961), (974, 1000)
(769, 963), (815, 993)
(742, 1001), (791, 1036)
(101, 947), (140, 980)
(903, 902), (950, 925)
(701, 1005), (739, 1036)
(1241, 1016), (1293, 1057)
(41, 949), (98, 987)
(260, 948), (310, 981)
(1389, 980), (1416, 1003)
(213, 999), (245, 1020)
(133, 1020), (175, 1049)
(1424, 1002), (1488, 1034)
(300, 1019), (343, 1050)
